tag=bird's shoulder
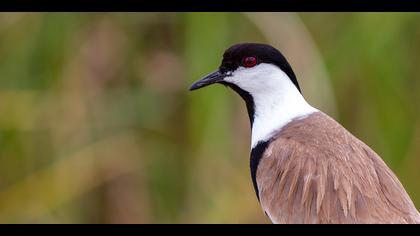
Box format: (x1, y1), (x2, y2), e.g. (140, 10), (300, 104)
(257, 111), (420, 224)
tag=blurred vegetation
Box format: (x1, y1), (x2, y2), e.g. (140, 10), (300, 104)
(0, 12), (419, 223)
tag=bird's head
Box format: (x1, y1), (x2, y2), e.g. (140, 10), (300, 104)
(190, 43), (300, 93)
(190, 43), (302, 125)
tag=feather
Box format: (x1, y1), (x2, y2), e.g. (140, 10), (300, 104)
(257, 112), (420, 224)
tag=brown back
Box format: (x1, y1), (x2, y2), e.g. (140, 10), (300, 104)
(257, 112), (420, 224)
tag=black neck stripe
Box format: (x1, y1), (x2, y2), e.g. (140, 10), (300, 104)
(250, 141), (269, 201)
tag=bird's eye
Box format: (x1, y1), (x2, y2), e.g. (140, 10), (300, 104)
(243, 56), (257, 68)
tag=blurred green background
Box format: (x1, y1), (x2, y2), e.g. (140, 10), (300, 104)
(0, 12), (419, 223)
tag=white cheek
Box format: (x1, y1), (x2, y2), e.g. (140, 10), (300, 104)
(224, 64), (284, 94)
(223, 63), (317, 148)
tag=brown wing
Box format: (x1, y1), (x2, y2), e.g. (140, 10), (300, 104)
(257, 112), (420, 224)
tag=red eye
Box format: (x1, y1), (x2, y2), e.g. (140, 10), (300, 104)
(243, 56), (257, 68)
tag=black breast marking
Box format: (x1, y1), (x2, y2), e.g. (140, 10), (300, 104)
(250, 140), (270, 201)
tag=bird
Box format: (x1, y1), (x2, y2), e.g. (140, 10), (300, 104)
(189, 43), (420, 224)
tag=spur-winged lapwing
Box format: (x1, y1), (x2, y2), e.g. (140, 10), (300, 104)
(189, 43), (420, 224)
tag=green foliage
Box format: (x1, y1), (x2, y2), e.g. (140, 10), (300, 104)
(0, 12), (419, 223)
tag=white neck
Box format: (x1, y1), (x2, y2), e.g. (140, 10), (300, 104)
(248, 68), (317, 148)
(224, 63), (318, 149)
(251, 88), (316, 148)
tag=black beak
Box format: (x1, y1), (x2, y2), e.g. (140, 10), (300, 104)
(189, 70), (227, 91)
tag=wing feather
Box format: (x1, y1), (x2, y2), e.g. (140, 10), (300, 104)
(257, 112), (420, 224)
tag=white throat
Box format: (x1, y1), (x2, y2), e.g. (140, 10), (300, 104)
(250, 82), (317, 148)
(224, 63), (318, 149)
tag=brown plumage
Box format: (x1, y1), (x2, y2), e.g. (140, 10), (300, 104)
(189, 43), (420, 224)
(257, 112), (420, 224)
